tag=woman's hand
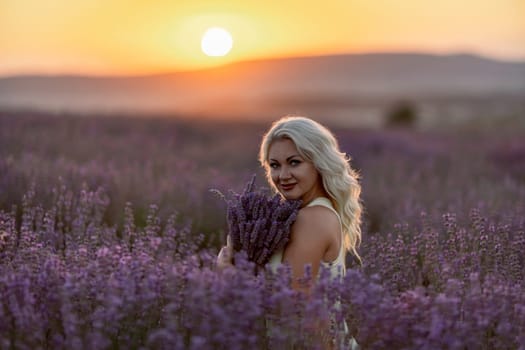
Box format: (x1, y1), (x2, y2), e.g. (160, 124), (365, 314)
(216, 235), (234, 270)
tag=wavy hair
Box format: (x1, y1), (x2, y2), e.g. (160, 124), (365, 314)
(259, 116), (362, 262)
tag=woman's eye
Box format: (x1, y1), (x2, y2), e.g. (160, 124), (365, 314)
(290, 159), (301, 166)
(269, 163), (279, 169)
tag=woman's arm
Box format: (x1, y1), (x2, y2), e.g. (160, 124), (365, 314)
(282, 206), (339, 294)
(282, 206), (340, 349)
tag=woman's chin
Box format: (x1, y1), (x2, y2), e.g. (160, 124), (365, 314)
(281, 192), (300, 201)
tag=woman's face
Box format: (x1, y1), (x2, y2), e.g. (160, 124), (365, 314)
(267, 138), (326, 205)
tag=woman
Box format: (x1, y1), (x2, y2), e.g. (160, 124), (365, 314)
(217, 116), (362, 348)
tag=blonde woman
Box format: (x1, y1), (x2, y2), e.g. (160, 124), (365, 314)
(217, 116), (362, 348)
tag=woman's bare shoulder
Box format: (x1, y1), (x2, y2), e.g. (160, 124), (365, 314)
(293, 205), (340, 241)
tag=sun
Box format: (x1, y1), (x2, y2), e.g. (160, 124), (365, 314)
(201, 27), (233, 57)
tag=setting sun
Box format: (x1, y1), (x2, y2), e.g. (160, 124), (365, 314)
(201, 27), (233, 57)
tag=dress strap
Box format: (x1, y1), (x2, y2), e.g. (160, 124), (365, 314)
(306, 197), (345, 263)
(306, 197), (341, 228)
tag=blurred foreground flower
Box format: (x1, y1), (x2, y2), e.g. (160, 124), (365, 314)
(213, 175), (301, 271)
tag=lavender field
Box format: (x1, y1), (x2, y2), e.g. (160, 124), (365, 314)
(1, 111), (524, 349)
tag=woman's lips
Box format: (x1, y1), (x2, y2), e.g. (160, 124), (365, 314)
(281, 183), (296, 191)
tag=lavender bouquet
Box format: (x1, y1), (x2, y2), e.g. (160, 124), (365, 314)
(214, 176), (301, 270)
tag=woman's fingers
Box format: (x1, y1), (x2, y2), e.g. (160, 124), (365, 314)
(216, 235), (235, 271)
(217, 238), (234, 270)
(223, 235), (233, 258)
(222, 246), (231, 259)
(218, 246), (229, 261)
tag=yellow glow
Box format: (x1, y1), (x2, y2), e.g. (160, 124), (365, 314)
(0, 0), (524, 76)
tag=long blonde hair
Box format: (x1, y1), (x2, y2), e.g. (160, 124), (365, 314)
(259, 116), (362, 262)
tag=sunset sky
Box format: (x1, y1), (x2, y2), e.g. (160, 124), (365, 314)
(1, 0), (524, 77)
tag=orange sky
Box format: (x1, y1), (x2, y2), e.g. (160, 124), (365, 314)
(1, 0), (524, 76)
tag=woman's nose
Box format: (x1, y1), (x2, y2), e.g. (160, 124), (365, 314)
(279, 166), (292, 180)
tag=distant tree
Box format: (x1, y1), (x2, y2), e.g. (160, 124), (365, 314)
(385, 100), (418, 128)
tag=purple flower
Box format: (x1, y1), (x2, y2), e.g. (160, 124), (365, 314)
(214, 175), (301, 270)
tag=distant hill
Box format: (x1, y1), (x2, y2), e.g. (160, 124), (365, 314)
(1, 52), (524, 123)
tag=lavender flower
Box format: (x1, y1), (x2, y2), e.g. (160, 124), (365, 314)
(214, 175), (301, 270)
(1, 113), (525, 349)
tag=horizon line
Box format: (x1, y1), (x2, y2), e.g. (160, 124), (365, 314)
(1, 49), (524, 80)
